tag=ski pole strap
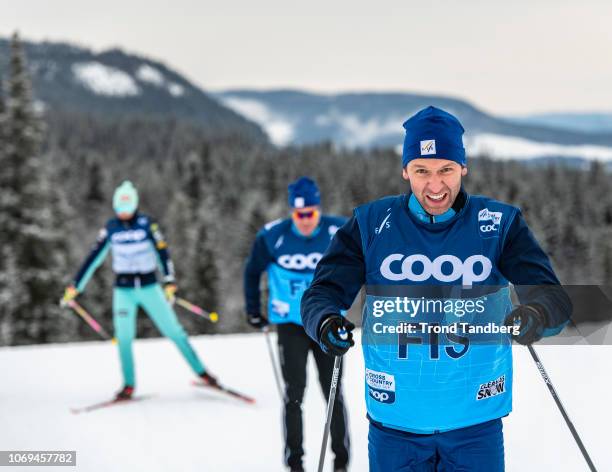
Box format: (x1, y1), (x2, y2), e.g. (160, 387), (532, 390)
(528, 345), (598, 472)
(175, 297), (219, 323)
(317, 355), (343, 472)
(67, 300), (113, 341)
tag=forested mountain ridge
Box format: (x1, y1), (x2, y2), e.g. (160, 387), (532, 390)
(0, 37), (267, 142)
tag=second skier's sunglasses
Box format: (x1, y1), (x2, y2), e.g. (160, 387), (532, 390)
(293, 209), (319, 220)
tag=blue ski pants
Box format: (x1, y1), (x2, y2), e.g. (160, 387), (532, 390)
(368, 418), (504, 472)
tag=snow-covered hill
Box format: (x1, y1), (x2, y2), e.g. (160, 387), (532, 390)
(509, 113), (612, 134)
(216, 90), (612, 162)
(0, 332), (609, 471)
(0, 38), (266, 141)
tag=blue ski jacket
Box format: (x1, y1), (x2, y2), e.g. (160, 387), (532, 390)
(244, 215), (347, 325)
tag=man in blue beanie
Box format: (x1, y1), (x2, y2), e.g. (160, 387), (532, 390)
(244, 177), (351, 472)
(301, 106), (572, 471)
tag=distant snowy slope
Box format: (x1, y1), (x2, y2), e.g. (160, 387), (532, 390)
(72, 62), (140, 97)
(0, 333), (609, 471)
(465, 134), (612, 161)
(216, 90), (612, 160)
(0, 38), (266, 141)
(509, 112), (612, 134)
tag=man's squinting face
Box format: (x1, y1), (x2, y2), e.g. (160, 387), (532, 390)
(403, 159), (467, 215)
(292, 205), (321, 237)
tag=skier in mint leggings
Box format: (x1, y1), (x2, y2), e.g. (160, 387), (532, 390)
(63, 181), (218, 399)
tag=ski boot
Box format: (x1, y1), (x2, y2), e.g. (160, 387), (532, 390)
(115, 385), (134, 401)
(199, 371), (219, 388)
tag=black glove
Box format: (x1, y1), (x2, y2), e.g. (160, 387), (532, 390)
(247, 313), (269, 329)
(504, 304), (547, 345)
(319, 315), (355, 356)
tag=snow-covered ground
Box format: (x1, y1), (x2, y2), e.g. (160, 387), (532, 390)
(1, 332), (609, 471)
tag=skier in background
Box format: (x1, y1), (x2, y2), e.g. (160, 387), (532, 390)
(62, 181), (218, 400)
(244, 177), (351, 472)
(301, 107), (572, 471)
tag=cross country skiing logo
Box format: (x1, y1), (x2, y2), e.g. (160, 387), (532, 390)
(366, 368), (396, 404)
(476, 374), (506, 400)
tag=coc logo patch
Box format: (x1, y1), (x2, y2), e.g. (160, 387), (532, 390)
(366, 368), (396, 404)
(476, 374), (506, 400)
(478, 208), (503, 238)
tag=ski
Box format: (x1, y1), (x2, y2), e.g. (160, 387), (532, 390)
(192, 380), (256, 404)
(70, 394), (155, 415)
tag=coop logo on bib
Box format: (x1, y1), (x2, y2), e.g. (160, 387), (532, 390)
(111, 229), (147, 243)
(277, 253), (322, 270)
(379, 254), (492, 286)
(366, 368), (396, 404)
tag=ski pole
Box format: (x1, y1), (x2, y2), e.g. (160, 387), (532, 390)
(317, 328), (347, 472)
(62, 299), (115, 343)
(175, 297), (219, 323)
(263, 326), (285, 400)
(528, 345), (598, 472)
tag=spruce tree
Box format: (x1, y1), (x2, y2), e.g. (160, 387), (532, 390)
(1, 33), (72, 344)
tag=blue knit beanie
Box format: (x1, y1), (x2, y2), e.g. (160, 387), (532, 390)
(288, 177), (320, 208)
(402, 106), (466, 168)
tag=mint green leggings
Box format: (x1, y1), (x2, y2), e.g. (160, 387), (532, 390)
(113, 284), (205, 386)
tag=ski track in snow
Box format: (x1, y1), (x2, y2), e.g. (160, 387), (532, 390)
(0, 332), (609, 471)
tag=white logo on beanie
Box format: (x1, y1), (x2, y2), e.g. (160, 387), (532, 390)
(420, 139), (436, 156)
(294, 197), (305, 208)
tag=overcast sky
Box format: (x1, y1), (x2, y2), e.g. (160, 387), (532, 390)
(3, 0), (612, 115)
